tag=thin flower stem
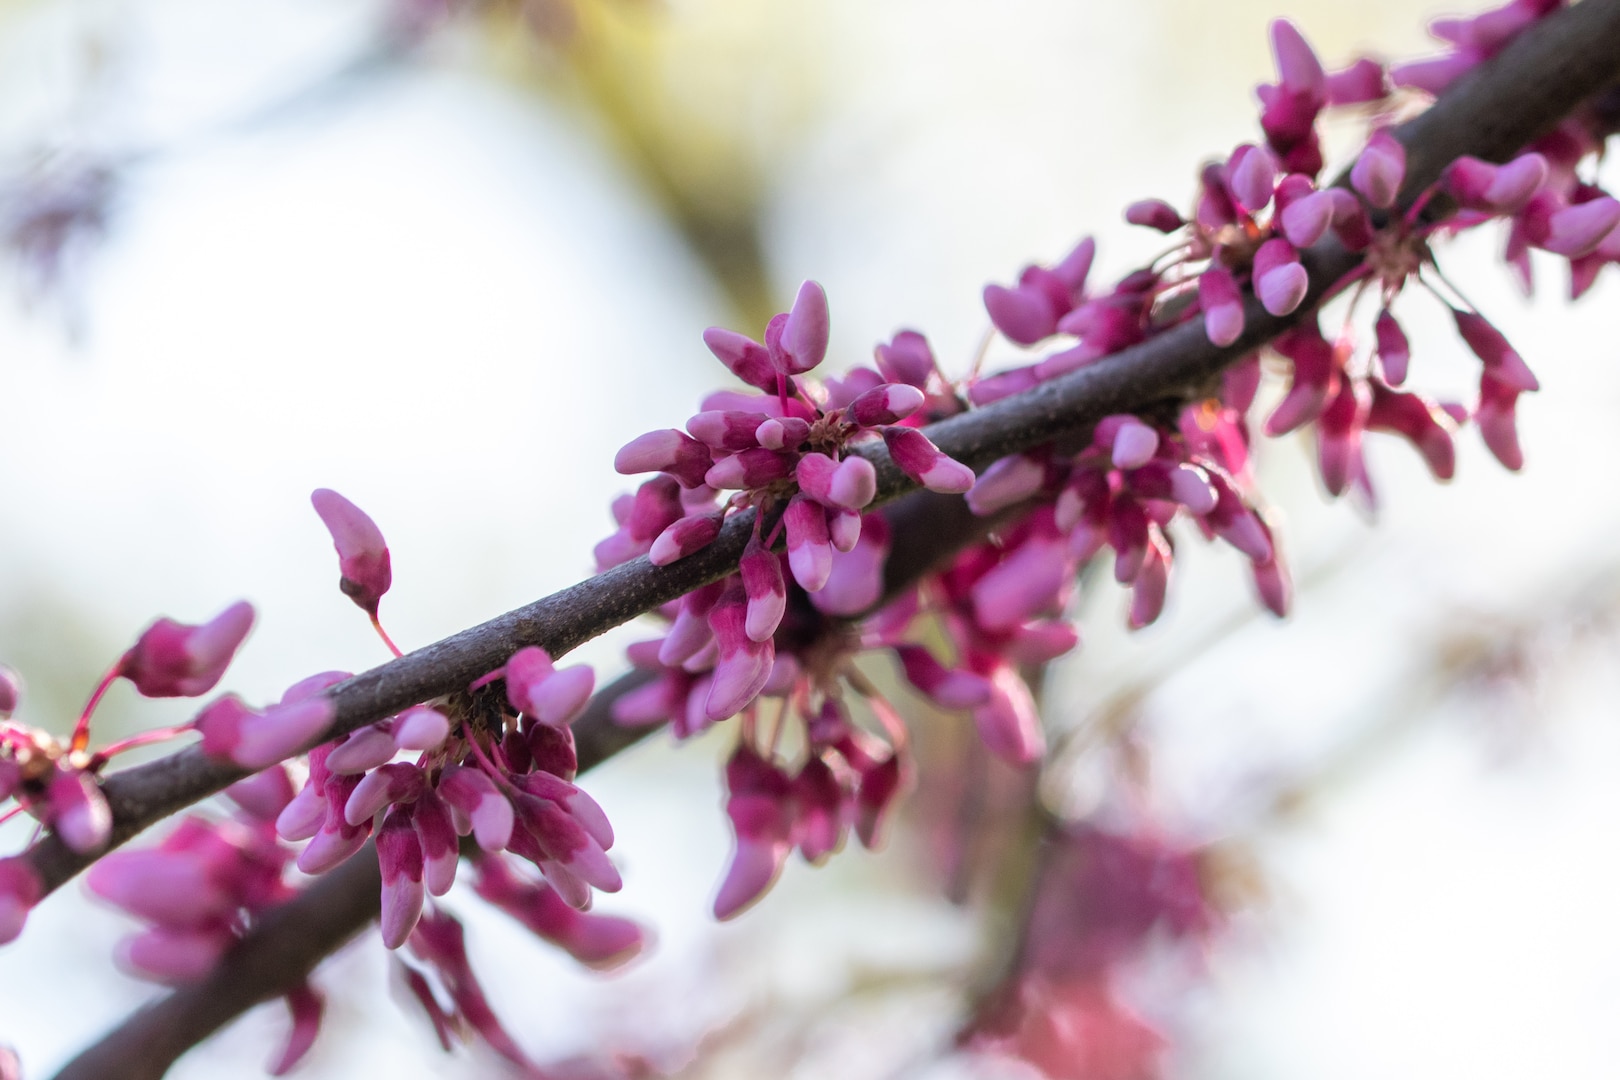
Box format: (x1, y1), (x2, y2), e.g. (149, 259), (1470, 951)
(69, 664), (121, 754)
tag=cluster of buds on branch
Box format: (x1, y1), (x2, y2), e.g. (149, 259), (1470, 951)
(3, 0), (1620, 1076)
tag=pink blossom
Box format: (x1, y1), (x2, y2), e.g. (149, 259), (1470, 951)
(310, 489), (393, 618)
(118, 600), (254, 699)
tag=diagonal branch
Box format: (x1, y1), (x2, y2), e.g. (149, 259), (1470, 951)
(23, 0), (1620, 915)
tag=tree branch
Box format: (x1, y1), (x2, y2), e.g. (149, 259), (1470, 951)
(23, 0), (1620, 930)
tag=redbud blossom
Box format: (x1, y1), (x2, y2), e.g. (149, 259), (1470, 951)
(310, 489), (393, 617)
(119, 600), (255, 699)
(1351, 130), (1406, 208)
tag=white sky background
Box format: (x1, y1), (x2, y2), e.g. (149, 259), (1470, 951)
(2, 0), (1620, 1077)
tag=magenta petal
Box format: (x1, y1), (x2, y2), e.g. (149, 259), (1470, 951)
(713, 836), (789, 920)
(232, 697), (335, 771)
(780, 280), (830, 374)
(267, 984), (325, 1077)
(1351, 130), (1406, 209)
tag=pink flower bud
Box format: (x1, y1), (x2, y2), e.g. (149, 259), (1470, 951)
(874, 330), (936, 387)
(275, 782), (327, 842)
(345, 762), (428, 825)
(778, 280), (830, 375)
(232, 696), (336, 771)
(648, 512), (723, 566)
(1253, 238), (1308, 316)
(703, 326), (778, 392)
(1375, 308), (1411, 385)
(984, 283), (1057, 345)
(827, 456), (878, 510)
(224, 765), (296, 822)
(754, 416), (810, 450)
(119, 601), (255, 699)
(1316, 375), (1371, 497)
(116, 925), (232, 985)
(1351, 130), (1406, 209)
(378, 807), (426, 949)
(1129, 534), (1171, 629)
(1542, 197), (1620, 258)
(434, 767), (505, 848)
(393, 706), (451, 751)
(1280, 189), (1333, 247)
(414, 793), (459, 897)
(1198, 266), (1244, 347)
(614, 429), (714, 489)
(325, 724), (397, 775)
(972, 537), (1071, 631)
(310, 489), (392, 617)
(704, 585), (775, 720)
(829, 508), (862, 553)
(740, 537), (787, 643)
(1125, 199), (1184, 233)
(50, 769), (111, 853)
(704, 447), (796, 490)
(784, 495), (833, 592)
(847, 383), (924, 427)
(883, 427), (975, 494)
(965, 454), (1045, 516)
(809, 512), (889, 617)
(1227, 144), (1278, 214)
(1105, 416), (1159, 469)
(687, 410), (768, 451)
(1270, 18), (1325, 97)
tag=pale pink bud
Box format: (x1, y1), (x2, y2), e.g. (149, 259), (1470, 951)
(1199, 266), (1244, 347)
(795, 451), (838, 506)
(984, 283), (1057, 345)
(275, 783), (327, 842)
(754, 416), (810, 450)
(648, 512), (723, 566)
(705, 586), (775, 720)
(232, 697), (335, 771)
(325, 724), (397, 775)
(874, 330), (936, 387)
(224, 765), (296, 822)
(827, 456), (878, 510)
(740, 537), (787, 643)
(310, 489), (392, 617)
(393, 706), (450, 751)
(378, 807), (426, 949)
(1351, 130), (1406, 209)
(1125, 199), (1184, 233)
(1280, 188), (1334, 247)
(1005, 621), (1081, 665)
(1253, 237), (1308, 316)
(50, 769), (111, 853)
(702, 326), (777, 392)
(1227, 144), (1278, 214)
(116, 925), (232, 985)
(847, 383), (924, 427)
(829, 509), (862, 553)
(809, 513), (889, 617)
(119, 600), (255, 699)
(1054, 236), (1097, 291)
(87, 849), (229, 925)
(1542, 197), (1620, 258)
(687, 410), (768, 451)
(1271, 19), (1325, 97)
(784, 495), (833, 592)
(883, 427), (975, 494)
(1375, 308), (1411, 385)
(1106, 416), (1159, 469)
(704, 447), (796, 490)
(345, 762), (427, 825)
(414, 793), (459, 897)
(778, 280), (830, 375)
(614, 429), (713, 489)
(972, 537), (1070, 631)
(438, 766), (514, 852)
(965, 454), (1045, 516)
(1445, 154), (1548, 213)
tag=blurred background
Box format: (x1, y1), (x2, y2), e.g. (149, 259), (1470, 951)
(2, 0), (1619, 1077)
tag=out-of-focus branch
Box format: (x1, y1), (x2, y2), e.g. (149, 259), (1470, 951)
(23, 0), (1620, 914)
